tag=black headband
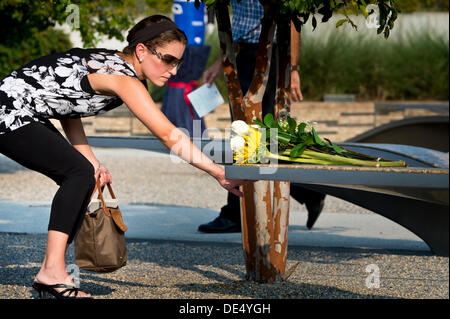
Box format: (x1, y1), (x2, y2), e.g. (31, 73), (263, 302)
(128, 20), (181, 47)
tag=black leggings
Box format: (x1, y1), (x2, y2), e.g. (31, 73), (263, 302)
(0, 122), (96, 244)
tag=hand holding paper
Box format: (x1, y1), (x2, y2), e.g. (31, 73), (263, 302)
(187, 83), (225, 118)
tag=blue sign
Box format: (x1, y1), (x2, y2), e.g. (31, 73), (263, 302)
(172, 0), (206, 46)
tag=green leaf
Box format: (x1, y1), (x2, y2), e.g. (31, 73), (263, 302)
(203, 0), (216, 7)
(336, 19), (347, 28)
(273, 133), (291, 145)
(300, 133), (314, 146)
(263, 113), (279, 129)
(312, 16), (317, 30)
(253, 118), (266, 128)
(311, 127), (326, 146)
(289, 143), (307, 158)
(324, 138), (345, 154)
(377, 25), (384, 34)
(287, 116), (297, 135)
(297, 122), (307, 135)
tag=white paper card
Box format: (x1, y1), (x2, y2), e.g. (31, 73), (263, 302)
(187, 83), (225, 118)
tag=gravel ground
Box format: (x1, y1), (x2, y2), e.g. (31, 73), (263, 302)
(0, 233), (448, 299)
(0, 147), (448, 300)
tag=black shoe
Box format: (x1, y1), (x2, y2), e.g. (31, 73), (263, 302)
(32, 282), (93, 299)
(305, 198), (325, 229)
(198, 216), (241, 233)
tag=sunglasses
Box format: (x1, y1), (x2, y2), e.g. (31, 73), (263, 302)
(146, 45), (183, 70)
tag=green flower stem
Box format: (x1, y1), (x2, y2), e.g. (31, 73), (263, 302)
(266, 153), (335, 165)
(277, 149), (406, 167)
(302, 149), (406, 167)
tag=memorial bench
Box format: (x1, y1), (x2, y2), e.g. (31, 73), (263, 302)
(87, 136), (449, 256)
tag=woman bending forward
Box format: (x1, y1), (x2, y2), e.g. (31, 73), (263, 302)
(0, 15), (246, 299)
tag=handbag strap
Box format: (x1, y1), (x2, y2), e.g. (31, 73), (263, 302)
(89, 177), (110, 216)
(105, 183), (117, 199)
(97, 183), (116, 200)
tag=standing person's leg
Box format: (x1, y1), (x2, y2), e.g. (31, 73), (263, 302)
(0, 122), (95, 297)
(266, 46), (326, 229)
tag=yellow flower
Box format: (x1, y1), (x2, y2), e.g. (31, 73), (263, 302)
(233, 126), (262, 164)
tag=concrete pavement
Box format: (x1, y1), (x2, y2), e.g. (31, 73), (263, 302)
(0, 200), (429, 253)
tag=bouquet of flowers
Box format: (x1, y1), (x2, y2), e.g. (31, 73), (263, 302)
(230, 114), (407, 167)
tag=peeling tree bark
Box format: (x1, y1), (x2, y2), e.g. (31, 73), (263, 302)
(214, 2), (245, 121)
(215, 0), (292, 283)
(272, 20), (292, 280)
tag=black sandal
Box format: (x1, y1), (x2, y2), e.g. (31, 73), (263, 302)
(32, 282), (93, 299)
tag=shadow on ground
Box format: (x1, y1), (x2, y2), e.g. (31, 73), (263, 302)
(0, 233), (432, 299)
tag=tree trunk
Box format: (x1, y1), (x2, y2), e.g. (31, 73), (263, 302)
(215, 1), (291, 283)
(272, 20), (292, 278)
(214, 2), (245, 121)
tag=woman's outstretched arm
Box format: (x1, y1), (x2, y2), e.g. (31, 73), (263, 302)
(87, 73), (246, 197)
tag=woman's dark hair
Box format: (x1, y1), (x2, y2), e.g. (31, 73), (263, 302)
(123, 15), (187, 56)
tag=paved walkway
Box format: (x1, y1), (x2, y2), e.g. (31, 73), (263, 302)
(0, 201), (429, 252)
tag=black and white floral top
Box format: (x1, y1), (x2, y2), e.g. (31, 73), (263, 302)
(0, 48), (138, 135)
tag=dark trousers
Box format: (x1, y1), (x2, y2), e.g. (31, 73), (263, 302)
(221, 45), (325, 223)
(0, 122), (96, 244)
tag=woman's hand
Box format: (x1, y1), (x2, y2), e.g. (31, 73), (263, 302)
(214, 166), (250, 197)
(95, 163), (112, 187)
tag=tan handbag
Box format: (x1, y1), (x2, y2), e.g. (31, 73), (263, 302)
(75, 178), (127, 273)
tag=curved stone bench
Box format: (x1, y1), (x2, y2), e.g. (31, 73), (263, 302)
(86, 136), (449, 256)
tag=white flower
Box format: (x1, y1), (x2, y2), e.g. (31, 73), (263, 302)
(90, 53), (106, 60)
(47, 66), (56, 78)
(57, 57), (73, 65)
(87, 59), (129, 75)
(231, 120), (249, 135)
(0, 76), (36, 100)
(12, 100), (22, 110)
(55, 63), (86, 89)
(46, 99), (73, 115)
(54, 66), (73, 77)
(34, 97), (50, 114)
(60, 89), (87, 99)
(230, 135), (246, 151)
(106, 55), (124, 64)
(2, 112), (16, 128)
(304, 120), (318, 133)
(40, 76), (60, 91)
(87, 60), (104, 70)
(0, 107), (33, 129)
(99, 61), (127, 75)
(119, 68), (135, 76)
(73, 96), (111, 114)
(23, 65), (43, 81)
